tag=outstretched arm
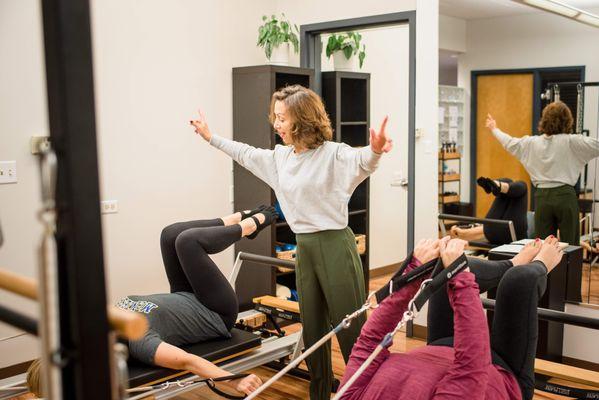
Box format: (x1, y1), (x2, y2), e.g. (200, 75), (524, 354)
(432, 238), (491, 399)
(335, 116), (391, 190)
(486, 113), (528, 159)
(154, 341), (262, 395)
(190, 109), (278, 188)
(340, 238), (441, 399)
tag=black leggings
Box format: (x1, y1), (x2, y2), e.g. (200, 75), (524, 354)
(160, 218), (240, 330)
(427, 258), (547, 400)
(484, 179), (528, 244)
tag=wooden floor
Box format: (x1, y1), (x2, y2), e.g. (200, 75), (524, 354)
(11, 267), (598, 400)
(175, 273), (591, 400)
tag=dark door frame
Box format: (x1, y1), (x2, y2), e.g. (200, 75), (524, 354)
(300, 11), (417, 251)
(470, 66), (585, 211)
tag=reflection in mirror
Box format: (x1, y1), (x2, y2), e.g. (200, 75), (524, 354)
(439, 1), (599, 307)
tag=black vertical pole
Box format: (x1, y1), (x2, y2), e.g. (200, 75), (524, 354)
(41, 1), (112, 398)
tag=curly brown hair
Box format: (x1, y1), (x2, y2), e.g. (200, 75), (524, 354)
(269, 85), (333, 149)
(538, 101), (573, 136)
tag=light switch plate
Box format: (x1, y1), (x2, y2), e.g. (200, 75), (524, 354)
(0, 161), (17, 184)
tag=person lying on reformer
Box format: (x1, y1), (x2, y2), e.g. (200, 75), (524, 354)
(450, 177), (528, 245)
(27, 206), (278, 398)
(123, 206), (280, 394)
(338, 235), (563, 400)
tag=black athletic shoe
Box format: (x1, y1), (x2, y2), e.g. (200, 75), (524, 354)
(477, 177), (492, 194)
(247, 207), (279, 239)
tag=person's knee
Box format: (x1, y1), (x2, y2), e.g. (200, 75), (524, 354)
(161, 222), (184, 247)
(174, 229), (198, 256)
(501, 265), (547, 297)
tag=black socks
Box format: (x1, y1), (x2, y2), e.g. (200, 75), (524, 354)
(477, 177), (501, 195)
(247, 206), (279, 239)
(240, 205), (268, 220)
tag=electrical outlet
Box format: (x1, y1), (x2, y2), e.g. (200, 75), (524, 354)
(0, 161), (17, 184)
(30, 136), (51, 155)
(100, 200), (118, 214)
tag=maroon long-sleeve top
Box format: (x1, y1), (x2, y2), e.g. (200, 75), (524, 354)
(339, 259), (522, 400)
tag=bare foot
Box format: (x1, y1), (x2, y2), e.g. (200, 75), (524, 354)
(511, 239), (542, 266)
(533, 236), (563, 273)
(450, 225), (460, 239)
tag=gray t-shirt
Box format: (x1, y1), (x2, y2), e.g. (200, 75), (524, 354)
(116, 292), (231, 364)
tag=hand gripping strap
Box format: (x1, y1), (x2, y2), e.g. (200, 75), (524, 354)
(374, 255), (440, 304)
(413, 254), (469, 311)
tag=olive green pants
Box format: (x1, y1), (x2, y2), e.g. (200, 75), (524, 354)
(295, 227), (366, 400)
(534, 185), (580, 245)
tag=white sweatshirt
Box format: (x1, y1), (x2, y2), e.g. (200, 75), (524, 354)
(492, 128), (599, 188)
(210, 135), (381, 233)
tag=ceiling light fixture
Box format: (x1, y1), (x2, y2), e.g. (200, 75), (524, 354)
(513, 0), (599, 28)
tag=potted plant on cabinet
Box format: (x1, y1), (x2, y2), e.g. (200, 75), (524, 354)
(257, 14), (299, 66)
(325, 31), (366, 71)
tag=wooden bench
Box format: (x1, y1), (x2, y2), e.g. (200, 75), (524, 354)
(253, 295), (301, 325)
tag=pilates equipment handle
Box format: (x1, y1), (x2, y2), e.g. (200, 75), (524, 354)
(0, 268), (148, 340)
(237, 252), (296, 269)
(0, 303), (38, 335)
(438, 213), (517, 242)
(481, 298), (599, 330)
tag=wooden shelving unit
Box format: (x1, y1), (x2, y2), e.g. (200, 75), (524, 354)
(321, 71), (371, 287)
(232, 65), (314, 310)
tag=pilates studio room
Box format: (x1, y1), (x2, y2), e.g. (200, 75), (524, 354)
(1, 0), (599, 399)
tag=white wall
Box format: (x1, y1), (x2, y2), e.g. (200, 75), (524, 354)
(458, 10), (599, 203)
(0, 0), (273, 369)
(439, 14), (466, 53)
(0, 0), (46, 368)
(1, 0), (440, 369)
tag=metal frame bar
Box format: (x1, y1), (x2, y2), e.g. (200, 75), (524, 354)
(438, 213), (517, 242)
(229, 252), (304, 361)
(300, 11), (417, 252)
(229, 252), (295, 287)
(40, 0), (112, 397)
(481, 298), (599, 330)
(545, 81), (599, 88)
(126, 333), (302, 400)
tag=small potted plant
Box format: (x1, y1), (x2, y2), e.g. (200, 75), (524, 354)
(257, 14), (299, 66)
(325, 31), (366, 71)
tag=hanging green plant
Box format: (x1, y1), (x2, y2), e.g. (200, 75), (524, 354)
(257, 14), (300, 60)
(325, 31), (366, 68)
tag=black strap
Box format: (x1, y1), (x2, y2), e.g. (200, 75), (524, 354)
(374, 255), (439, 303)
(144, 373), (250, 399)
(413, 254), (469, 311)
(206, 373), (250, 399)
(535, 374), (599, 399)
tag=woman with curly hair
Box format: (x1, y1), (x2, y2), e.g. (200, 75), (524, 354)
(487, 101), (599, 245)
(190, 84), (392, 399)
